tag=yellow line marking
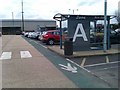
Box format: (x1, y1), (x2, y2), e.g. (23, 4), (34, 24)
(81, 58), (86, 67)
(106, 56), (109, 63)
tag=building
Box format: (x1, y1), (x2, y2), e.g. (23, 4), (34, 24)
(2, 19), (57, 35)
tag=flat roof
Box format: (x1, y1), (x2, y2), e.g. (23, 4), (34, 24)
(61, 14), (114, 20)
(2, 19), (56, 22)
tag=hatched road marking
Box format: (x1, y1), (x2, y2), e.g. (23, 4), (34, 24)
(0, 52), (12, 60)
(84, 61), (120, 67)
(20, 51), (32, 59)
(0, 51), (33, 60)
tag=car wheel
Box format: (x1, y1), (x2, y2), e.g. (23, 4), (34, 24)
(48, 39), (54, 45)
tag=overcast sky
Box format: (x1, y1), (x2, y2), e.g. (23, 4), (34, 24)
(0, 0), (119, 27)
(0, 0), (119, 19)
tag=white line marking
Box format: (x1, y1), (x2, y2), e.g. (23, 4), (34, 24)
(0, 52), (12, 60)
(20, 51), (32, 59)
(66, 58), (91, 73)
(106, 56), (109, 63)
(96, 66), (119, 71)
(81, 58), (86, 67)
(59, 63), (77, 73)
(65, 58), (110, 83)
(84, 61), (120, 67)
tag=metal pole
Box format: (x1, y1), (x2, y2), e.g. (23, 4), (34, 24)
(12, 12), (14, 34)
(69, 9), (78, 14)
(103, 0), (107, 52)
(60, 21), (62, 49)
(21, 0), (24, 32)
(73, 10), (74, 14)
(107, 19), (110, 49)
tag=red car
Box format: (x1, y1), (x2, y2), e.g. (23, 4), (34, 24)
(41, 30), (60, 45)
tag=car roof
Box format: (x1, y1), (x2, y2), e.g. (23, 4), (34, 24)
(47, 30), (59, 32)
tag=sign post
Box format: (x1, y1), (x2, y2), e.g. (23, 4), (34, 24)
(103, 0), (107, 52)
(68, 15), (90, 51)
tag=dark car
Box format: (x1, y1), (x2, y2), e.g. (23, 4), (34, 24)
(0, 32), (1, 37)
(90, 29), (120, 44)
(110, 30), (120, 44)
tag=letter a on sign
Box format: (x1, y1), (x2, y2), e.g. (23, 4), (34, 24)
(73, 24), (88, 42)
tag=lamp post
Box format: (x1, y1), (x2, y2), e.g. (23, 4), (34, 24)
(12, 12), (14, 34)
(21, 0), (24, 32)
(69, 9), (78, 14)
(103, 0), (107, 52)
(12, 12), (14, 28)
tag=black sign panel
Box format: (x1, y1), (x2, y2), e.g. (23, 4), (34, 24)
(68, 15), (90, 51)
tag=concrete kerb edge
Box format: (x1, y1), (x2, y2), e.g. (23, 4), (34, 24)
(73, 52), (120, 58)
(47, 47), (120, 58)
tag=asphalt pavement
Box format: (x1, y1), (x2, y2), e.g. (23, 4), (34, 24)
(1, 35), (77, 88)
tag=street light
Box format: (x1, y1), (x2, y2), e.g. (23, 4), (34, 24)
(12, 12), (14, 28)
(69, 9), (78, 14)
(12, 12), (14, 34)
(103, 0), (107, 52)
(21, 0), (24, 32)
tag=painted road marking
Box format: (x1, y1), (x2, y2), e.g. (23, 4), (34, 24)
(84, 61), (120, 67)
(66, 58), (91, 73)
(20, 51), (32, 59)
(80, 58), (86, 67)
(97, 66), (119, 71)
(106, 56), (109, 63)
(0, 52), (12, 60)
(59, 63), (77, 73)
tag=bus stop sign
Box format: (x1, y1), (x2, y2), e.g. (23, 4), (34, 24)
(68, 15), (90, 51)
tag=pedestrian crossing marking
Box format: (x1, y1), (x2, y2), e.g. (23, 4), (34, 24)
(0, 52), (12, 60)
(0, 51), (32, 60)
(20, 51), (32, 59)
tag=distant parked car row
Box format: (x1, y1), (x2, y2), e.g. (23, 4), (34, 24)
(90, 29), (120, 44)
(23, 28), (120, 45)
(22, 31), (41, 39)
(23, 30), (67, 45)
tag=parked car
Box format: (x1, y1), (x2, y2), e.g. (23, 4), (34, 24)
(27, 32), (35, 38)
(38, 32), (43, 41)
(41, 30), (61, 45)
(110, 30), (120, 44)
(0, 32), (1, 37)
(90, 29), (120, 44)
(115, 28), (120, 33)
(23, 32), (29, 37)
